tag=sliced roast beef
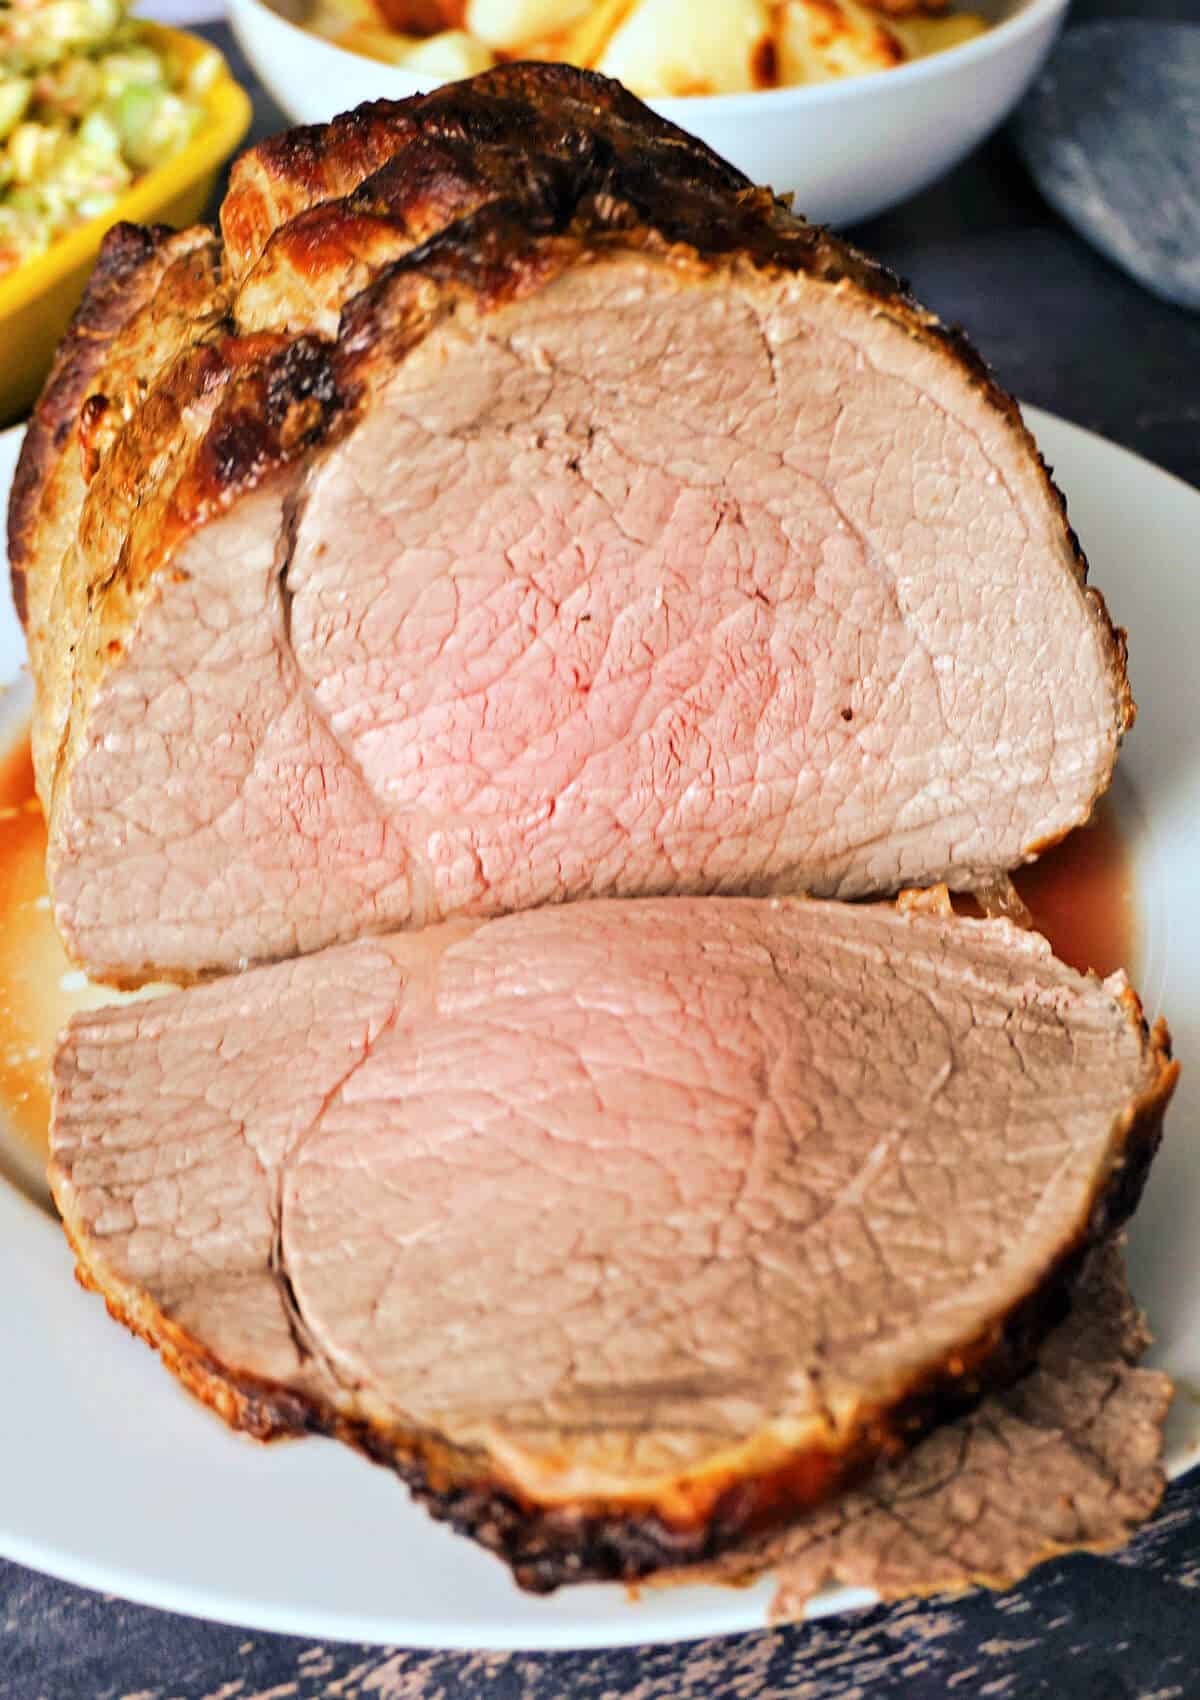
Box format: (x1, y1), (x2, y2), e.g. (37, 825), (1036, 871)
(13, 66), (1131, 987)
(49, 896), (1175, 1590)
(689, 1240), (1172, 1617)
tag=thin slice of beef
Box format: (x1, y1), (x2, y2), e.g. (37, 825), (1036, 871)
(48, 897), (1175, 1591)
(683, 1239), (1172, 1616)
(13, 66), (1131, 987)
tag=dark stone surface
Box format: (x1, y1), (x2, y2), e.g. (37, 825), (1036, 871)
(1013, 23), (1200, 311)
(4, 2), (1199, 1693)
(3, 1471), (1200, 1698)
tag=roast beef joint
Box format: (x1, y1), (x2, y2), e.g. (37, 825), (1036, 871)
(10, 63), (1177, 1602)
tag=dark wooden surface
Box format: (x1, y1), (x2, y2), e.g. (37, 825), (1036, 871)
(3, 1), (1198, 1694)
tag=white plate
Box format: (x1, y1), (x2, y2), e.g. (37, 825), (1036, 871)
(0, 409), (1197, 1651)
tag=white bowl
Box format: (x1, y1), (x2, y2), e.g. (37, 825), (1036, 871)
(229, 0), (1068, 227)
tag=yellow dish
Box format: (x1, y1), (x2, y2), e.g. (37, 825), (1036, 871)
(0, 24), (251, 426)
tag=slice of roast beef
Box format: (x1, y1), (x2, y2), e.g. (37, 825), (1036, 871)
(49, 896), (1175, 1590)
(13, 66), (1132, 987)
(684, 1239), (1172, 1616)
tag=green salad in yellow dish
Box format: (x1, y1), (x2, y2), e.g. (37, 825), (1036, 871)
(0, 0), (219, 277)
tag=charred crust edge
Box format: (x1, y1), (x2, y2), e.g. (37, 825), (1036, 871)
(7, 222), (177, 623)
(181, 334), (350, 518)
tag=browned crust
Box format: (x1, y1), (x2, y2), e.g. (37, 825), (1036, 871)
(63, 329), (349, 633)
(236, 60), (903, 312)
(221, 102), (426, 284)
(7, 223), (180, 624)
(177, 334), (349, 529)
(51, 1003), (1177, 1593)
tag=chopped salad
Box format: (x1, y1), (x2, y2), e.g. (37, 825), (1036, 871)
(0, 0), (218, 279)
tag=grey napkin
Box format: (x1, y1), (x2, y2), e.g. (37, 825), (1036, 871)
(1012, 22), (1200, 311)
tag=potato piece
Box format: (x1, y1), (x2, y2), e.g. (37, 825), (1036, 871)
(596, 0), (773, 97)
(465, 0), (590, 50)
(334, 22), (423, 62)
(890, 13), (989, 57)
(563, 0), (635, 68)
(308, 0), (377, 41)
(401, 27), (495, 73)
(776, 0), (905, 85)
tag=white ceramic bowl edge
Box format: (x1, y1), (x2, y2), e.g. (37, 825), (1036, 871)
(228, 0), (1069, 226)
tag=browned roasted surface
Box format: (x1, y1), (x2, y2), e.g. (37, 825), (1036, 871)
(8, 223), (217, 626)
(11, 222), (226, 807)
